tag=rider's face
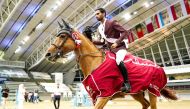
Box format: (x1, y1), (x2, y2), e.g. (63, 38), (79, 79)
(95, 10), (105, 21)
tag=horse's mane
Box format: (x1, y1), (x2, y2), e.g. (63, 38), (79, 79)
(82, 26), (94, 41)
(81, 26), (104, 52)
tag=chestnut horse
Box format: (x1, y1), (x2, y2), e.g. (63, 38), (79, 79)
(45, 20), (177, 109)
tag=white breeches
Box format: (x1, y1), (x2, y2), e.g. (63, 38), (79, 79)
(116, 49), (127, 65)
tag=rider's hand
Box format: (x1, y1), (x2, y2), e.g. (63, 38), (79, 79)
(111, 43), (118, 49)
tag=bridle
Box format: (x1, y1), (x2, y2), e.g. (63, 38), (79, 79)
(51, 30), (104, 62)
(51, 33), (69, 58)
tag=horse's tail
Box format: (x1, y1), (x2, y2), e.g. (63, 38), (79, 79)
(160, 87), (178, 100)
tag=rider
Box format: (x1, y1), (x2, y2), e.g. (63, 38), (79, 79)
(94, 8), (131, 92)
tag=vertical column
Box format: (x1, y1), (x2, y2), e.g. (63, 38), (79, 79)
(150, 47), (156, 63)
(143, 49), (147, 59)
(181, 28), (190, 59)
(157, 43), (166, 67)
(165, 39), (174, 66)
(172, 33), (184, 65)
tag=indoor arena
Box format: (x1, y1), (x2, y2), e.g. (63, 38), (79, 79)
(0, 0), (190, 109)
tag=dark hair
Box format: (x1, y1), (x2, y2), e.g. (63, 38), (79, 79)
(135, 24), (143, 30)
(82, 26), (93, 41)
(96, 8), (106, 16)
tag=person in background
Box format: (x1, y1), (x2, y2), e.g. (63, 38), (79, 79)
(28, 92), (32, 102)
(1, 85), (9, 109)
(24, 92), (28, 102)
(53, 83), (62, 109)
(30, 92), (34, 102)
(33, 90), (39, 103)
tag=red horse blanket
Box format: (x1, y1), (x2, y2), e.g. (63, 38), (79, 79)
(82, 51), (167, 104)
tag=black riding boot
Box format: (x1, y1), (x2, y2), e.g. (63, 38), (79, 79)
(118, 61), (131, 93)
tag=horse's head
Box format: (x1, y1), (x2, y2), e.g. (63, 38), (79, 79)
(45, 19), (77, 62)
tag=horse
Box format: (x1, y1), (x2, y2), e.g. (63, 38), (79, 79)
(45, 19), (178, 109)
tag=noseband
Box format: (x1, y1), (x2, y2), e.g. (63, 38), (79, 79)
(51, 33), (69, 57)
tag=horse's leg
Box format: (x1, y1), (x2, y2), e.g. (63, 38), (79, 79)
(94, 97), (109, 109)
(148, 92), (157, 109)
(131, 92), (150, 109)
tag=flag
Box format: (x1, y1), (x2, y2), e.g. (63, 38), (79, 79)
(145, 17), (154, 33)
(155, 12), (165, 28)
(180, 0), (190, 16)
(127, 29), (134, 43)
(135, 24), (144, 38)
(167, 5), (178, 22)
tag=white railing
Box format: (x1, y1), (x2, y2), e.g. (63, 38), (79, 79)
(164, 64), (190, 74)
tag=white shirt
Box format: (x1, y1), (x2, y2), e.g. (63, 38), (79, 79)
(98, 19), (107, 40)
(98, 19), (117, 43)
(54, 87), (61, 96)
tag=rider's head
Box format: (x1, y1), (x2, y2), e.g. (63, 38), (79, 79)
(95, 8), (106, 21)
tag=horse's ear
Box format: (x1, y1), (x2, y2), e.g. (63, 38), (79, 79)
(57, 19), (72, 36)
(58, 21), (63, 28)
(61, 19), (71, 30)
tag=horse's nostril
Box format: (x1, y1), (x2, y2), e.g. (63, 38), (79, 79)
(46, 53), (51, 57)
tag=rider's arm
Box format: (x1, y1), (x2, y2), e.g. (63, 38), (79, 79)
(92, 30), (105, 45)
(93, 40), (105, 45)
(112, 20), (129, 44)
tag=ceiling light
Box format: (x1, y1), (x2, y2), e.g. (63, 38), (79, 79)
(133, 11), (138, 15)
(24, 36), (30, 42)
(46, 11), (52, 17)
(53, 5), (58, 10)
(123, 13), (132, 20)
(144, 2), (150, 8)
(36, 21), (43, 29)
(150, 1), (154, 5)
(21, 40), (25, 45)
(15, 46), (21, 53)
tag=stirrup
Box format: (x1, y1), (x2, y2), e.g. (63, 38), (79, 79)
(120, 83), (131, 93)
